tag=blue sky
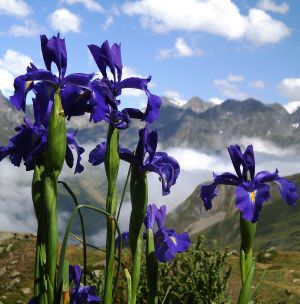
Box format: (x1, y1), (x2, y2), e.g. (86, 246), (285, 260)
(0, 0), (300, 112)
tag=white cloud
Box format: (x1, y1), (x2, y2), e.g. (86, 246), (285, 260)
(278, 78), (300, 100)
(209, 97), (223, 105)
(123, 0), (290, 47)
(60, 0), (104, 12)
(0, 49), (32, 96)
(0, 0), (31, 17)
(9, 20), (42, 37)
(214, 74), (247, 100)
(244, 8), (290, 47)
(227, 74), (244, 82)
(257, 0), (289, 14)
(249, 80), (265, 89)
(156, 37), (203, 60)
(102, 16), (114, 30)
(163, 89), (187, 106)
(49, 8), (81, 33)
(283, 101), (300, 114)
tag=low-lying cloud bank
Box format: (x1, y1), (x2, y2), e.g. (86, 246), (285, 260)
(1, 138), (300, 246)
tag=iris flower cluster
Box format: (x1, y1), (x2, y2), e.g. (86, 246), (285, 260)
(200, 144), (298, 222)
(0, 34), (89, 173)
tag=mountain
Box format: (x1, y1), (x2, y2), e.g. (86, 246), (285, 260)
(167, 172), (300, 251)
(182, 96), (213, 113)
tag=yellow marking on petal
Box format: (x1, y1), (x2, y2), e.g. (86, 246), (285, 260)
(249, 191), (256, 204)
(25, 81), (33, 90)
(170, 236), (177, 245)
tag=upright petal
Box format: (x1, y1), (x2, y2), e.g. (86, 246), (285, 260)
(228, 145), (246, 180)
(236, 182), (270, 223)
(69, 265), (82, 290)
(243, 144), (255, 180)
(88, 41), (115, 79)
(275, 177), (298, 206)
(89, 80), (108, 123)
(155, 205), (167, 228)
(200, 183), (218, 210)
(41, 33), (67, 79)
(145, 204), (159, 230)
(111, 43), (122, 82)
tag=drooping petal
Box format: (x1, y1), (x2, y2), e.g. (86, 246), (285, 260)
(109, 109), (130, 129)
(10, 75), (34, 111)
(61, 86), (90, 120)
(119, 76), (151, 90)
(63, 73), (94, 88)
(66, 132), (85, 174)
(213, 172), (240, 186)
(89, 142), (106, 166)
(119, 147), (136, 164)
(243, 145), (255, 180)
(154, 227), (191, 262)
(89, 80), (108, 123)
(155, 205), (167, 229)
(236, 182), (270, 223)
(275, 177), (298, 206)
(228, 144), (246, 180)
(32, 82), (54, 127)
(26, 63), (58, 83)
(41, 33), (67, 79)
(254, 169), (279, 184)
(143, 90), (162, 123)
(200, 183), (218, 210)
(145, 152), (180, 196)
(144, 204), (159, 230)
(88, 41), (115, 79)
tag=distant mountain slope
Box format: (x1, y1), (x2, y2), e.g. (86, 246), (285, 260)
(167, 173), (300, 251)
(1, 91), (300, 151)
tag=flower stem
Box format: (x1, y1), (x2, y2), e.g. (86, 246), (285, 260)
(129, 166), (148, 304)
(146, 229), (158, 304)
(104, 124), (120, 304)
(238, 216), (257, 303)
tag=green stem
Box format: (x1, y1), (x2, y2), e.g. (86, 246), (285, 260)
(117, 164), (131, 221)
(104, 124), (120, 304)
(146, 229), (158, 304)
(238, 216), (257, 304)
(129, 166), (148, 304)
(57, 204), (112, 297)
(58, 180), (87, 285)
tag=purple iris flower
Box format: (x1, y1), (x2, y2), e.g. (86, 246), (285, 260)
(144, 203), (191, 262)
(200, 144), (298, 223)
(69, 265), (100, 303)
(0, 118), (84, 173)
(88, 40), (162, 128)
(10, 33), (95, 124)
(89, 128), (180, 195)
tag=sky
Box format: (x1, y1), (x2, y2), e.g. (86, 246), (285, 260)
(0, 0), (300, 111)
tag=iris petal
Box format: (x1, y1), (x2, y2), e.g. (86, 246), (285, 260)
(236, 183), (270, 222)
(200, 183), (218, 210)
(144, 204), (159, 230)
(275, 177), (298, 206)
